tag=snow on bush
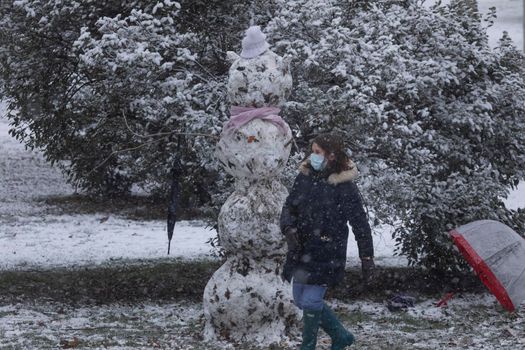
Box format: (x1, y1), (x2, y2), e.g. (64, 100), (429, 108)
(0, 0), (228, 202)
(267, 0), (525, 270)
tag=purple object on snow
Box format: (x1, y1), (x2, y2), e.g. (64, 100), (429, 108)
(223, 106), (288, 136)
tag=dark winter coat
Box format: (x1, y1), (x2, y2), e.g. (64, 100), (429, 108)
(280, 160), (374, 287)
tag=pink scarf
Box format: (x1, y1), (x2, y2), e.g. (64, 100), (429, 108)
(223, 106), (288, 135)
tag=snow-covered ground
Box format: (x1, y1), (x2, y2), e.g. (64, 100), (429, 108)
(0, 294), (522, 349)
(0, 101), (73, 217)
(0, 214), (218, 269)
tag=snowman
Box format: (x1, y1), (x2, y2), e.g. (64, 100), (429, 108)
(203, 26), (300, 345)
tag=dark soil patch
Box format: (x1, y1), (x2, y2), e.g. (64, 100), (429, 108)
(330, 266), (485, 302)
(0, 259), (485, 306)
(41, 194), (214, 221)
(0, 259), (219, 306)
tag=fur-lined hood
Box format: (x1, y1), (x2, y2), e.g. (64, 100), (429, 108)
(299, 159), (358, 185)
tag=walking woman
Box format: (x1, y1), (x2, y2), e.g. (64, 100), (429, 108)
(280, 132), (374, 349)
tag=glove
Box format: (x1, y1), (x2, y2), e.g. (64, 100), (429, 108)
(361, 257), (376, 283)
(281, 227), (300, 283)
(284, 227), (299, 252)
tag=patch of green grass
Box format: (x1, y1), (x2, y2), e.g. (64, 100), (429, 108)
(0, 310), (14, 318)
(330, 267), (484, 301)
(339, 309), (374, 324)
(0, 258), (485, 307)
(399, 314), (447, 329)
(0, 258), (222, 305)
(42, 194), (214, 221)
(373, 313), (449, 334)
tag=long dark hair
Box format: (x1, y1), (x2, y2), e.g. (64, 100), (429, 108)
(308, 133), (352, 174)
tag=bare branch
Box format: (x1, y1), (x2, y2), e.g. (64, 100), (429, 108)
(87, 138), (161, 176)
(121, 110), (220, 140)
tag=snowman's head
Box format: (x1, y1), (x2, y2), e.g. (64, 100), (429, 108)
(227, 26), (292, 107)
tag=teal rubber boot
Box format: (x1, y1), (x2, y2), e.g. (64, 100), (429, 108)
(320, 303), (355, 349)
(300, 309), (322, 350)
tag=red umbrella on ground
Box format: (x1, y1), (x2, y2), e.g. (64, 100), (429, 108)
(449, 220), (525, 312)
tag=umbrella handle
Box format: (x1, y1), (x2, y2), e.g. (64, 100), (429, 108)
(436, 292), (455, 307)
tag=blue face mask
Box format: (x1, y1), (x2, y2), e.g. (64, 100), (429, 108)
(310, 153), (326, 171)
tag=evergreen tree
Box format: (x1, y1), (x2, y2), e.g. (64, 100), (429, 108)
(1, 0), (524, 270)
(268, 0), (525, 270)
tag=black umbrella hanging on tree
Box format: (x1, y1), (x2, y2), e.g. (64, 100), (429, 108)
(165, 133), (219, 254)
(167, 158), (182, 255)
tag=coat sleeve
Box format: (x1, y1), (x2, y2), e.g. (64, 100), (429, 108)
(280, 175), (303, 233)
(343, 182), (374, 259)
